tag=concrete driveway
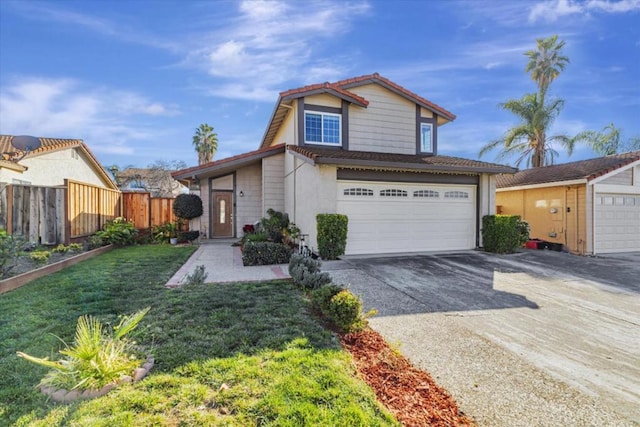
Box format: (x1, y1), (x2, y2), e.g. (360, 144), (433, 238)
(326, 250), (640, 426)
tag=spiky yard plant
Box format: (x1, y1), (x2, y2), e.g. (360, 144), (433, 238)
(17, 307), (150, 391)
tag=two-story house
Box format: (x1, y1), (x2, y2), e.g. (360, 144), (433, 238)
(173, 73), (516, 255)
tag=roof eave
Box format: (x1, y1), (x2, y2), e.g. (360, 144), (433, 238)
(314, 157), (516, 174)
(496, 178), (588, 191)
(173, 145), (286, 180)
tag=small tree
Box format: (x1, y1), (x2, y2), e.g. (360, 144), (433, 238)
(173, 194), (203, 221)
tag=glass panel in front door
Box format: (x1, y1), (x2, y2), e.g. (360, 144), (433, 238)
(220, 200), (226, 224)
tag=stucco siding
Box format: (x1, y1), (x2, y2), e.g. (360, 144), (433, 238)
(497, 185), (589, 254)
(272, 109), (295, 146)
(235, 165), (262, 236)
(2, 149), (109, 188)
(348, 84), (416, 154)
(305, 94), (342, 108)
(600, 168), (633, 185)
(293, 163), (337, 250)
(262, 153), (284, 214)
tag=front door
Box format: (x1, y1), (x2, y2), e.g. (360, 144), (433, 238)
(212, 191), (233, 237)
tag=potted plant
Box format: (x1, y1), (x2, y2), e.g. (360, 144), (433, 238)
(169, 222), (179, 245)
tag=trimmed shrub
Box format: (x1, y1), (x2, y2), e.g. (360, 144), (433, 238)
(173, 194), (203, 220)
(29, 250), (51, 264)
(179, 230), (200, 243)
(326, 290), (371, 333)
(482, 215), (527, 254)
(242, 242), (292, 266)
(288, 253), (331, 290)
(310, 284), (344, 314)
(316, 214), (348, 260)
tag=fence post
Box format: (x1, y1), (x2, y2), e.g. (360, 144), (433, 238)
(6, 185), (13, 234)
(64, 179), (71, 245)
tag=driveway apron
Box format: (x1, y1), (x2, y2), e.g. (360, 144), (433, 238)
(327, 250), (640, 427)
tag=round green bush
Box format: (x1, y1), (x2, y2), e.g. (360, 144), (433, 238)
(173, 194), (203, 220)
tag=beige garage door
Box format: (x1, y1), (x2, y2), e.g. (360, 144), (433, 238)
(337, 181), (476, 255)
(594, 193), (640, 253)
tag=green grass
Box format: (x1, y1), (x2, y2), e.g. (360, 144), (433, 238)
(0, 245), (398, 426)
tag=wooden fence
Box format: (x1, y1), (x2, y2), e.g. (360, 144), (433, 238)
(0, 180), (121, 245)
(121, 192), (179, 230)
(0, 184), (180, 245)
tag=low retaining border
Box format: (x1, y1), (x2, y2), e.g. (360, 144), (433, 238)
(0, 245), (114, 295)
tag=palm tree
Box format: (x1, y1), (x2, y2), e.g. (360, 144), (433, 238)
(480, 93), (573, 168)
(524, 35), (570, 103)
(192, 123), (218, 165)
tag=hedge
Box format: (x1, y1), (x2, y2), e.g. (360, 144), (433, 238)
(316, 214), (348, 260)
(482, 215), (528, 254)
(242, 242), (292, 266)
(173, 194), (203, 220)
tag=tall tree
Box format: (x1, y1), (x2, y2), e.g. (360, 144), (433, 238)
(481, 35), (571, 167)
(480, 94), (573, 168)
(573, 123), (640, 155)
(524, 35), (570, 104)
(192, 123), (218, 165)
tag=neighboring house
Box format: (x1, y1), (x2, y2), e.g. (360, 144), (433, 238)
(173, 73), (515, 255)
(496, 151), (640, 255)
(115, 168), (188, 198)
(0, 135), (118, 190)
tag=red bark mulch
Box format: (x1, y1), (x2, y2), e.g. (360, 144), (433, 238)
(341, 329), (476, 427)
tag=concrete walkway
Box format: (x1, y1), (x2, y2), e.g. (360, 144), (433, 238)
(165, 240), (290, 287)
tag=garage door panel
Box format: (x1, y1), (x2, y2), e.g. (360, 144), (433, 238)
(595, 192), (640, 254)
(337, 181), (476, 254)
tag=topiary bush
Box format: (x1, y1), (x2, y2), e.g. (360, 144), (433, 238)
(325, 290), (374, 333)
(173, 194), (203, 220)
(288, 253), (332, 290)
(482, 215), (528, 254)
(316, 214), (348, 260)
(242, 242), (292, 266)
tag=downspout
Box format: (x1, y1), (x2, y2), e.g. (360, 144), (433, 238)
(281, 103), (297, 222)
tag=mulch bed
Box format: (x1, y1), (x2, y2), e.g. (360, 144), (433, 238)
(341, 329), (476, 427)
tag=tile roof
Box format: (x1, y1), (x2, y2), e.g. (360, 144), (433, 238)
(172, 143), (286, 179)
(280, 82), (369, 107)
(333, 73), (456, 121)
(0, 135), (82, 160)
(0, 134), (117, 189)
(495, 151), (640, 188)
(288, 145), (516, 174)
(261, 72), (456, 149)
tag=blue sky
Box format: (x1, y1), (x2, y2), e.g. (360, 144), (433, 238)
(1, 0), (639, 170)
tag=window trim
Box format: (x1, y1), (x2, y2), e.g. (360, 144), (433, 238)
(416, 105), (437, 155)
(420, 122), (433, 153)
(304, 110), (342, 146)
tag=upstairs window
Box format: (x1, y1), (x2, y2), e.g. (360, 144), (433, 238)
(420, 123), (433, 153)
(305, 111), (341, 145)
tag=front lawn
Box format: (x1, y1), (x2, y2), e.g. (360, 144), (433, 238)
(0, 245), (397, 426)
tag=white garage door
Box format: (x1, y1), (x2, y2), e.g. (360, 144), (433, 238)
(337, 181), (476, 255)
(595, 193), (640, 253)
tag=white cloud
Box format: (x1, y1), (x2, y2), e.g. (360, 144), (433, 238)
(0, 76), (180, 156)
(529, 0), (640, 22)
(184, 0), (370, 101)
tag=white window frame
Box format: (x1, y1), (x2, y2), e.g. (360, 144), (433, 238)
(304, 111), (342, 146)
(420, 122), (433, 153)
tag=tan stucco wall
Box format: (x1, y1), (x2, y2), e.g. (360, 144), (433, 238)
(305, 94), (342, 108)
(0, 148), (111, 188)
(348, 84), (416, 154)
(496, 185), (587, 253)
(272, 108), (295, 146)
(290, 161), (337, 251)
